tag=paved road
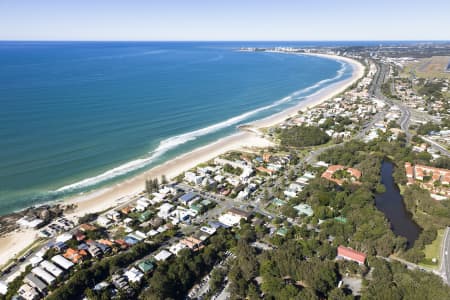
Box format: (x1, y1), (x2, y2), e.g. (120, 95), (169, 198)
(385, 255), (435, 273)
(420, 136), (450, 157)
(440, 227), (450, 284)
(371, 61), (413, 142)
(176, 183), (275, 219)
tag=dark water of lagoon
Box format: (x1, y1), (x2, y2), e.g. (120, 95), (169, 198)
(375, 161), (421, 248)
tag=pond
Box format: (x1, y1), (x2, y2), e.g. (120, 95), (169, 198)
(375, 161), (421, 248)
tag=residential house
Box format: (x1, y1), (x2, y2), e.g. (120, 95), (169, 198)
(336, 245), (366, 265)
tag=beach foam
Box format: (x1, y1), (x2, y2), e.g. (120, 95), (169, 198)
(55, 60), (349, 193)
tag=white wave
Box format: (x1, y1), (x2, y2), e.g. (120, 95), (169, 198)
(55, 62), (348, 193)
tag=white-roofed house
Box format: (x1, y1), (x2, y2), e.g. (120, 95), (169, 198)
(124, 267), (144, 283)
(154, 249), (172, 262)
(31, 267), (55, 285)
(40, 260), (63, 277)
(51, 255), (74, 270)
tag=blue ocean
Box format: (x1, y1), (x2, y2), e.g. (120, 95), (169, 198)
(0, 41), (353, 215)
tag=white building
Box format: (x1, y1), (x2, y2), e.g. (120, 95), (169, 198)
(40, 260), (63, 277)
(31, 267), (55, 285)
(157, 203), (175, 219)
(200, 226), (216, 235)
(154, 250), (172, 262)
(0, 281), (7, 295)
(51, 255), (74, 270)
(18, 284), (40, 300)
(185, 172), (204, 185)
(136, 197), (151, 211)
(96, 215), (112, 228)
(17, 217), (43, 229)
(169, 242), (188, 255)
(30, 256), (43, 267)
(55, 233), (73, 243)
(218, 213), (242, 227)
(124, 267), (144, 283)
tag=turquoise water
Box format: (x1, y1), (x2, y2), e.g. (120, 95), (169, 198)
(0, 42), (352, 215)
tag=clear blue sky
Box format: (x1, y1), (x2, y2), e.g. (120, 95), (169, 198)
(1, 0), (449, 41)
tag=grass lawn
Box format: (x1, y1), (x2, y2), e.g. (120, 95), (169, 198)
(403, 56), (450, 79)
(419, 228), (445, 269)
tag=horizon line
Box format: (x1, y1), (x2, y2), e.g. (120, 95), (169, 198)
(1, 39), (450, 43)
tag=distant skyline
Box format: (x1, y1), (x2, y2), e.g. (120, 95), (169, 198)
(1, 0), (450, 41)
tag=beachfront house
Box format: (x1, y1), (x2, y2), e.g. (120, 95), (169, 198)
(96, 215), (112, 228)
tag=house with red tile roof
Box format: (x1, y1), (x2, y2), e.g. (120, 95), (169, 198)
(321, 165), (362, 186)
(79, 224), (97, 232)
(114, 239), (129, 249)
(256, 166), (275, 176)
(337, 245), (366, 265)
(63, 248), (88, 264)
(404, 163), (450, 198)
(97, 239), (114, 247)
(74, 231), (86, 241)
(121, 206), (134, 215)
(180, 236), (204, 251)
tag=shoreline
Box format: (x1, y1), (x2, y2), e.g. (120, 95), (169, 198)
(0, 53), (365, 268)
(65, 52), (364, 218)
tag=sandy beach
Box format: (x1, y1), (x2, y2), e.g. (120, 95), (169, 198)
(65, 53), (364, 219)
(0, 53), (364, 268)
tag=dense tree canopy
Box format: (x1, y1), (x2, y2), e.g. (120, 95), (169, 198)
(278, 126), (330, 147)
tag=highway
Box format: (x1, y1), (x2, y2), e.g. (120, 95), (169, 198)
(420, 136), (450, 158)
(440, 227), (450, 284)
(370, 61), (413, 142)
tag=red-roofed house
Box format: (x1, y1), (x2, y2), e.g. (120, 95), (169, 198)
(74, 231), (86, 241)
(64, 248), (88, 264)
(115, 239), (129, 249)
(97, 239), (114, 247)
(263, 153), (271, 163)
(321, 165), (362, 186)
(405, 162), (414, 179)
(337, 245), (366, 265)
(257, 166), (275, 175)
(404, 163), (450, 197)
(79, 224), (97, 232)
(180, 236), (204, 251)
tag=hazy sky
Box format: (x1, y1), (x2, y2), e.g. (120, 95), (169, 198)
(1, 0), (449, 41)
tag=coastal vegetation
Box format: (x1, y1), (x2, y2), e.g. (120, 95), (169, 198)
(3, 45), (450, 300)
(277, 125), (330, 148)
(362, 258), (450, 300)
(400, 185), (450, 264)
